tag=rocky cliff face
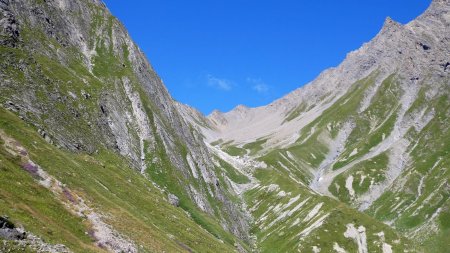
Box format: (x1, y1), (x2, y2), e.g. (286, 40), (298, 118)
(0, 0), (250, 248)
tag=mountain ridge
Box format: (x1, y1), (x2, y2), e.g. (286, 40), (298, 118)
(200, 0), (449, 146)
(212, 0), (445, 115)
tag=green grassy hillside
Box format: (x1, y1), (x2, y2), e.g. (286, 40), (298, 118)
(0, 108), (241, 252)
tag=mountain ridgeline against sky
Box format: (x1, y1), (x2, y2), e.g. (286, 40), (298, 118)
(0, 0), (449, 253)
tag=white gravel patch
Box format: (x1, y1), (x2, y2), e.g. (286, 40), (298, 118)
(333, 242), (347, 253)
(304, 202), (323, 222)
(345, 176), (355, 198)
(298, 214), (330, 237)
(344, 224), (367, 253)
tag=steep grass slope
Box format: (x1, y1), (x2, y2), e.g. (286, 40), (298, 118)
(0, 108), (246, 252)
(0, 0), (250, 251)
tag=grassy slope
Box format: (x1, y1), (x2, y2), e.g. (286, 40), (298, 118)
(257, 73), (382, 186)
(250, 73), (449, 252)
(366, 86), (450, 251)
(0, 108), (238, 252)
(244, 167), (415, 253)
(329, 153), (389, 203)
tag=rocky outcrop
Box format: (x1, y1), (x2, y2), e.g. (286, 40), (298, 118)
(0, 216), (71, 253)
(0, 0), (20, 47)
(168, 193), (180, 207)
(0, 216), (26, 241)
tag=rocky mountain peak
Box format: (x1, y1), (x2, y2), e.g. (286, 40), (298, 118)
(209, 109), (223, 118)
(383, 16), (399, 26)
(208, 109), (228, 126)
(234, 104), (250, 113)
(209, 109), (221, 115)
(378, 16), (403, 37)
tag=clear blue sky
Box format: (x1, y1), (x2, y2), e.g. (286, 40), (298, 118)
(103, 0), (431, 115)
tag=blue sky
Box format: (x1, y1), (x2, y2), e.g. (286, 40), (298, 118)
(103, 0), (431, 115)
